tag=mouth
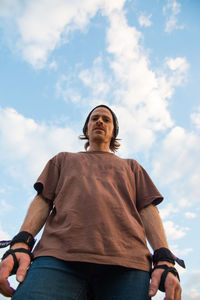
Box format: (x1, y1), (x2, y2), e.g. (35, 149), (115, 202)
(94, 127), (105, 132)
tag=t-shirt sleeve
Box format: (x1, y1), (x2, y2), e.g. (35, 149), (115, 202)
(134, 162), (163, 211)
(33, 155), (60, 201)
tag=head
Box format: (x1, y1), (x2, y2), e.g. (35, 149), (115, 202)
(80, 105), (120, 152)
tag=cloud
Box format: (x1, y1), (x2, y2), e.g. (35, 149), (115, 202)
(79, 57), (111, 99)
(56, 74), (83, 103)
(0, 200), (13, 216)
(102, 10), (188, 153)
(0, 107), (82, 183)
(0, 0), (21, 18)
(191, 106), (200, 130)
(185, 212), (197, 219)
(0, 0), (126, 68)
(54, 7), (189, 156)
(152, 126), (200, 208)
(169, 244), (193, 258)
(164, 220), (188, 240)
(48, 60), (58, 70)
(163, 0), (184, 33)
(138, 14), (152, 27)
(159, 204), (178, 220)
(182, 271), (200, 300)
(165, 57), (189, 86)
(0, 225), (10, 240)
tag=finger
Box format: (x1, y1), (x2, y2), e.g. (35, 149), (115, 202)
(165, 283), (175, 300)
(164, 273), (180, 300)
(149, 270), (162, 297)
(0, 259), (15, 297)
(0, 278), (15, 297)
(16, 254), (31, 282)
(175, 285), (182, 300)
(168, 282), (181, 300)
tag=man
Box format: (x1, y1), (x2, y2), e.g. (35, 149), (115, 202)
(0, 105), (184, 300)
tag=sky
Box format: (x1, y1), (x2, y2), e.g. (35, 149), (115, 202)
(0, 0), (200, 299)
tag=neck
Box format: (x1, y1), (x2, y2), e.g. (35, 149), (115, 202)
(88, 142), (110, 152)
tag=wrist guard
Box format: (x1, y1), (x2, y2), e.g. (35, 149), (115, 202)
(153, 247), (186, 268)
(151, 264), (180, 292)
(0, 231), (35, 251)
(2, 248), (33, 275)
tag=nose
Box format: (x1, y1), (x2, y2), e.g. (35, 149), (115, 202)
(96, 118), (103, 125)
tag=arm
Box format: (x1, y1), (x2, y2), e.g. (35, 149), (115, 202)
(0, 194), (52, 297)
(139, 203), (168, 250)
(19, 194), (52, 235)
(140, 204), (182, 300)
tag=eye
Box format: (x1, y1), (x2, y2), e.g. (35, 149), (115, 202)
(103, 117), (110, 122)
(92, 116), (98, 121)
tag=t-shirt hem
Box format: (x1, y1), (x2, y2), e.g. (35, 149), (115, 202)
(33, 250), (152, 272)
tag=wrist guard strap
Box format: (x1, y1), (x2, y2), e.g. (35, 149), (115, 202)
(2, 248), (33, 275)
(153, 247), (186, 268)
(0, 231), (35, 251)
(151, 264), (180, 292)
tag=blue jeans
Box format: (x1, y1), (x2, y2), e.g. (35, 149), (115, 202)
(12, 257), (151, 300)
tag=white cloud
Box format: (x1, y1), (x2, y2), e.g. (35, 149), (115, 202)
(0, 0), (21, 18)
(159, 204), (178, 220)
(165, 57), (189, 86)
(54, 7), (189, 156)
(185, 212), (197, 219)
(0, 200), (13, 216)
(138, 14), (152, 27)
(0, 0), (126, 68)
(48, 60), (58, 70)
(79, 57), (111, 98)
(163, 0), (184, 33)
(0, 225), (10, 263)
(0, 225), (10, 240)
(182, 271), (200, 300)
(0, 107), (82, 182)
(56, 74), (83, 103)
(152, 126), (200, 207)
(170, 244), (193, 257)
(178, 197), (191, 208)
(105, 10), (190, 154)
(152, 126), (198, 183)
(166, 57), (188, 72)
(164, 220), (188, 240)
(0, 188), (5, 194)
(183, 289), (200, 300)
(191, 106), (200, 130)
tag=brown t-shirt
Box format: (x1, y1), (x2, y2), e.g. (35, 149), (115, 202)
(33, 151), (163, 271)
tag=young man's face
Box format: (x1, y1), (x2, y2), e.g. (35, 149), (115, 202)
(86, 107), (114, 146)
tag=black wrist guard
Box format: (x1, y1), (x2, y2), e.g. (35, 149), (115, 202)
(153, 247), (186, 268)
(0, 231), (35, 251)
(10, 231), (35, 250)
(151, 264), (180, 292)
(2, 248), (33, 275)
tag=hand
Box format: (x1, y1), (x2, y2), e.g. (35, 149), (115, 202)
(149, 261), (182, 300)
(0, 243), (31, 297)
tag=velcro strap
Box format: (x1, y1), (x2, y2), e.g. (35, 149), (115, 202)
(153, 247), (185, 268)
(0, 240), (11, 248)
(151, 264), (180, 292)
(1, 248), (33, 276)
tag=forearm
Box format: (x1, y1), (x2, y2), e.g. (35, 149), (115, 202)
(139, 204), (168, 250)
(19, 194), (52, 237)
(140, 205), (183, 299)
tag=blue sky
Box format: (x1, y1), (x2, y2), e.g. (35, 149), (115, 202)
(0, 0), (200, 299)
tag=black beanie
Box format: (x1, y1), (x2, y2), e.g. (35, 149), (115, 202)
(83, 105), (119, 137)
